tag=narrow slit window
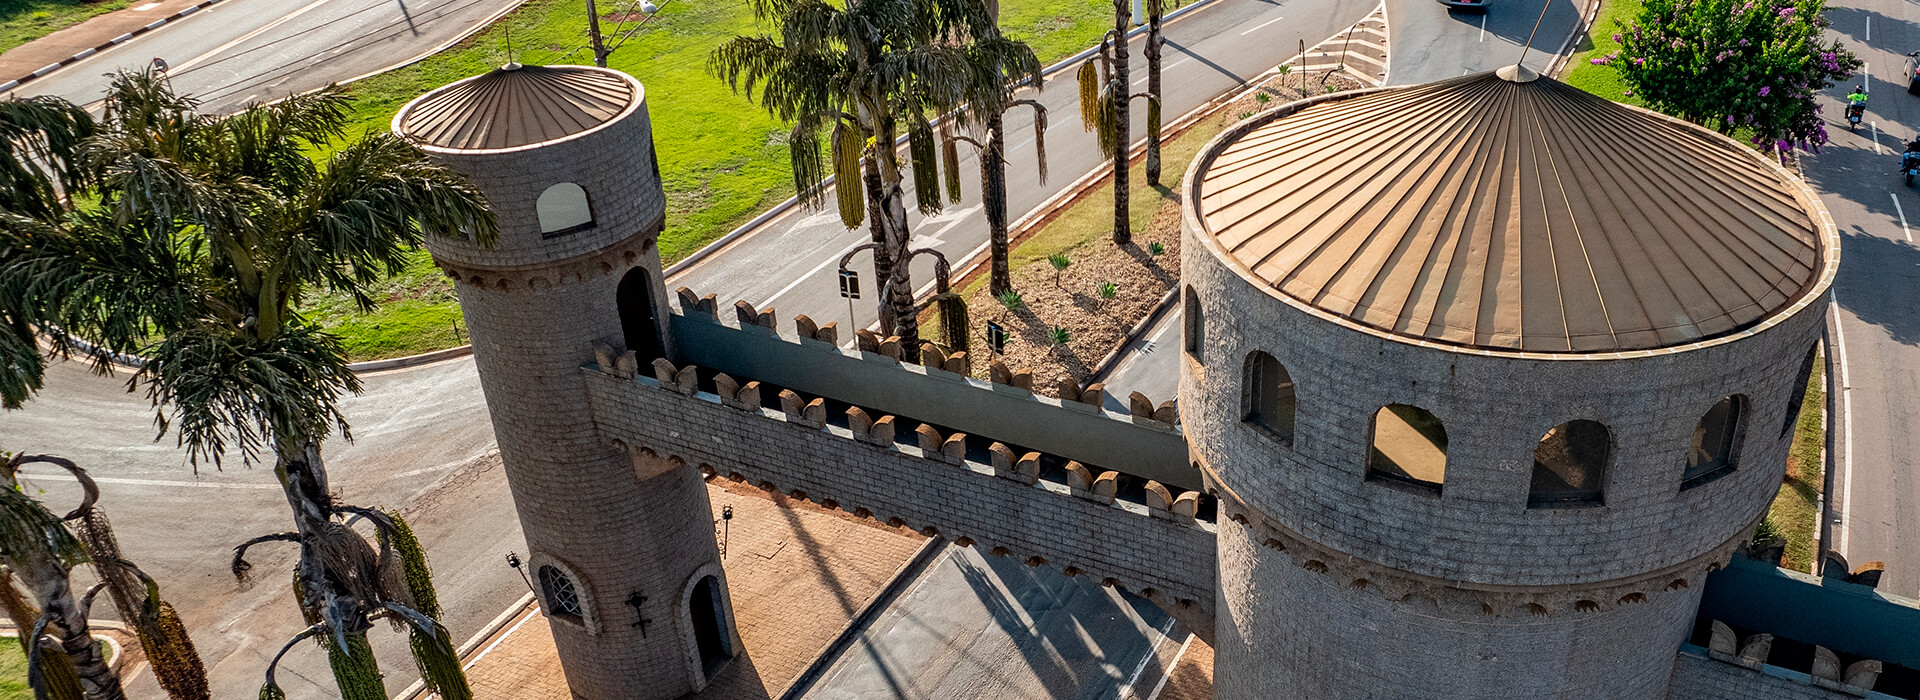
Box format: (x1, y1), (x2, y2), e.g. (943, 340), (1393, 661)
(1184, 286), (1203, 359)
(1242, 351), (1295, 443)
(1368, 404), (1446, 494)
(1529, 420), (1611, 508)
(1684, 395), (1747, 489)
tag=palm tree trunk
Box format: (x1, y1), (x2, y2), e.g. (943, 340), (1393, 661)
(17, 558), (121, 700)
(984, 111), (1013, 297)
(274, 441), (387, 700)
(1145, 4), (1163, 187)
(1111, 0), (1132, 245)
(863, 156), (896, 334)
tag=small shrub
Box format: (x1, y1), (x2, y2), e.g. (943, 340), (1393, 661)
(1255, 92), (1271, 104)
(1147, 242), (1165, 255)
(996, 290), (1024, 310)
(1048, 326), (1071, 345)
(1048, 252), (1071, 287)
(1238, 111), (1253, 120)
(1096, 282), (1118, 300)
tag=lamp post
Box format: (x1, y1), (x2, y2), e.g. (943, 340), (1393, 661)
(588, 0), (667, 68)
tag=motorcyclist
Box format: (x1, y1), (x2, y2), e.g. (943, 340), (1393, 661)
(1847, 86), (1869, 121)
(1902, 134), (1920, 171)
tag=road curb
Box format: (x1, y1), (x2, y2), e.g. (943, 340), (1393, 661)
(348, 344), (476, 373)
(1, 0), (232, 92)
(1090, 287), (1178, 385)
(662, 0), (1227, 280)
(393, 591), (538, 700)
(776, 536), (947, 700)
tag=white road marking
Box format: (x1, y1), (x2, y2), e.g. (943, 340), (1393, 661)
(1872, 121), (1884, 154)
(173, 0), (338, 73)
(1480, 13), (1487, 42)
(1146, 634), (1197, 700)
(1831, 288), (1854, 558)
(763, 240), (865, 308)
(1241, 15), (1287, 35)
(1117, 613), (1179, 698)
(1893, 192), (1911, 242)
(463, 609), (536, 671)
(1867, 16), (1871, 41)
(1865, 62), (1870, 91)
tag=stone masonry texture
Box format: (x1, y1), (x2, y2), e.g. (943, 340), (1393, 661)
(414, 70), (729, 699)
(1667, 650), (1866, 700)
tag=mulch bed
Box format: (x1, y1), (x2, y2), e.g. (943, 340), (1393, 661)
(944, 70), (1360, 395)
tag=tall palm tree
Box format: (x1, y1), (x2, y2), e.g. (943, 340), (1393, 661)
(0, 71), (493, 700)
(711, 0), (1035, 360)
(1144, 0), (1167, 187)
(0, 96), (93, 410)
(1077, 0), (1164, 241)
(0, 453), (209, 700)
(960, 3), (1047, 298)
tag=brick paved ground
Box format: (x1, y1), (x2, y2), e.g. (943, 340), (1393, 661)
(457, 475), (927, 699)
(1154, 636), (1215, 700)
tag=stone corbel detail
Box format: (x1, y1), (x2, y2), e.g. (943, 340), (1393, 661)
(435, 221), (659, 289)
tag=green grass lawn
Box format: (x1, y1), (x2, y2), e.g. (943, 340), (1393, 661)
(1561, 0), (1644, 107)
(1766, 350), (1826, 572)
(311, 0), (1117, 360)
(0, 640), (24, 700)
(0, 0), (134, 56)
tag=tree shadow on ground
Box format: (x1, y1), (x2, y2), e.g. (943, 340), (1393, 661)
(1834, 230), (1920, 346)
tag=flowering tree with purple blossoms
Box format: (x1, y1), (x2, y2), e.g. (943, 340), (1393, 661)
(1595, 0), (1860, 155)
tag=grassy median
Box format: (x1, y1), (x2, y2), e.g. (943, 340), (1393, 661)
(0, 0), (135, 56)
(1561, 0), (1644, 107)
(1766, 350), (1826, 572)
(311, 0), (1119, 360)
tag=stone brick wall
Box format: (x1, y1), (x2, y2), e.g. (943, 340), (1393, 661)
(1179, 223), (1828, 585)
(582, 367), (1220, 610)
(1668, 650), (1867, 700)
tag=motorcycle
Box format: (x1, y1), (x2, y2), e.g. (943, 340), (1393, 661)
(1904, 152), (1920, 186)
(1847, 103), (1865, 131)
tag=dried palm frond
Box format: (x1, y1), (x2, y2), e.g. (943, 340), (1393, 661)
(830, 122), (865, 228)
(908, 115), (941, 214)
(940, 118), (962, 203)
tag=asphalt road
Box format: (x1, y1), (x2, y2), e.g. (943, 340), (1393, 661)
(1095, 0), (1586, 409)
(16, 0), (525, 113)
(0, 357), (527, 699)
(1807, 0), (1920, 597)
(807, 544), (1186, 700)
(670, 0), (1371, 335)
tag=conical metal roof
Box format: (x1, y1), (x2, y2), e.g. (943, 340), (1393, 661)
(394, 64), (637, 151)
(1193, 71), (1827, 353)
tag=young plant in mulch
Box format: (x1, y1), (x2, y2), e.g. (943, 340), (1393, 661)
(1148, 242), (1165, 256)
(1049, 326), (1072, 345)
(997, 290), (1025, 312)
(1095, 282), (1120, 324)
(1048, 253), (1072, 288)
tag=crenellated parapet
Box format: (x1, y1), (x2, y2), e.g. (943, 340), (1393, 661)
(582, 356), (1219, 612)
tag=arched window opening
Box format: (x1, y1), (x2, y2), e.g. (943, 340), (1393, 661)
(1780, 345), (1819, 437)
(1530, 420), (1612, 508)
(539, 566), (583, 621)
(1368, 404), (1446, 494)
(618, 267), (665, 363)
(1241, 351), (1295, 443)
(537, 182), (595, 238)
(690, 575), (732, 676)
(1684, 395), (1747, 489)
(1183, 286), (1203, 359)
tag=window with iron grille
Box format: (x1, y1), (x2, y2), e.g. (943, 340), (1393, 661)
(540, 565), (583, 620)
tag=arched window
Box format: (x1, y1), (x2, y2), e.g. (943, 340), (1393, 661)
(690, 575), (732, 675)
(1684, 395), (1747, 489)
(618, 267), (665, 362)
(539, 565), (583, 621)
(1241, 351), (1294, 443)
(537, 182), (595, 237)
(1183, 286), (1203, 359)
(1780, 345), (1819, 437)
(1368, 404), (1446, 494)
(1530, 420), (1611, 508)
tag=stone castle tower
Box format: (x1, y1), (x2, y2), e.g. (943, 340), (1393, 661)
(393, 64), (736, 698)
(1180, 66), (1836, 698)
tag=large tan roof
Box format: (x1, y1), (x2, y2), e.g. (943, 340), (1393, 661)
(394, 64), (637, 151)
(1193, 70), (1825, 353)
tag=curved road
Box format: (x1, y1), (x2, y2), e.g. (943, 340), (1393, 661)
(14, 0), (524, 113)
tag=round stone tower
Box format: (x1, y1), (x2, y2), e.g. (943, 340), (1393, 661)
(394, 64), (734, 698)
(1181, 67), (1837, 699)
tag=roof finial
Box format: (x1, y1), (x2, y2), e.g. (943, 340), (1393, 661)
(1505, 0), (1554, 82)
(502, 26), (521, 70)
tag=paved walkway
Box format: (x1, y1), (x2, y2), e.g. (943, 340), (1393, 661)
(457, 476), (927, 698)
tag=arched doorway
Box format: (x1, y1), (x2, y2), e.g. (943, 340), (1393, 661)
(617, 268), (665, 363)
(690, 575), (731, 675)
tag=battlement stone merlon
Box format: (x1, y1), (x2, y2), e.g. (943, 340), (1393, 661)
(655, 292), (1198, 491)
(580, 366), (1219, 610)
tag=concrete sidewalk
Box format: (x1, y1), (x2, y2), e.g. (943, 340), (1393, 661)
(450, 476), (928, 699)
(0, 0), (219, 88)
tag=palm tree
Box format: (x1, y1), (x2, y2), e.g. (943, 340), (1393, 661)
(1144, 0), (1167, 187)
(0, 71), (493, 700)
(0, 96), (93, 410)
(956, 3), (1047, 298)
(711, 0), (1034, 360)
(0, 453), (209, 700)
(1077, 0), (1164, 242)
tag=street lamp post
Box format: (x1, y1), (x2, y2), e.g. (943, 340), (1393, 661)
(588, 0), (666, 68)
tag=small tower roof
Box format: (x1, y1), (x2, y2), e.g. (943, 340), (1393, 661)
(394, 64), (638, 151)
(1192, 71), (1830, 354)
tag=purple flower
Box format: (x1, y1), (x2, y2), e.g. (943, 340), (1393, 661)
(1758, 86), (1770, 97)
(1778, 6), (1794, 16)
(1590, 57), (1609, 65)
(1728, 115), (1736, 124)
(1632, 57), (1645, 66)
(1612, 33), (1622, 43)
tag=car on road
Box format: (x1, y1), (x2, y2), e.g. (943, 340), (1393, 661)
(1440, 0), (1490, 12)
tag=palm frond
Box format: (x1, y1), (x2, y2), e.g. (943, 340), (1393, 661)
(907, 115), (941, 214)
(0, 95), (94, 220)
(940, 117), (962, 203)
(1077, 61), (1102, 131)
(830, 121), (865, 229)
(140, 323), (359, 469)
